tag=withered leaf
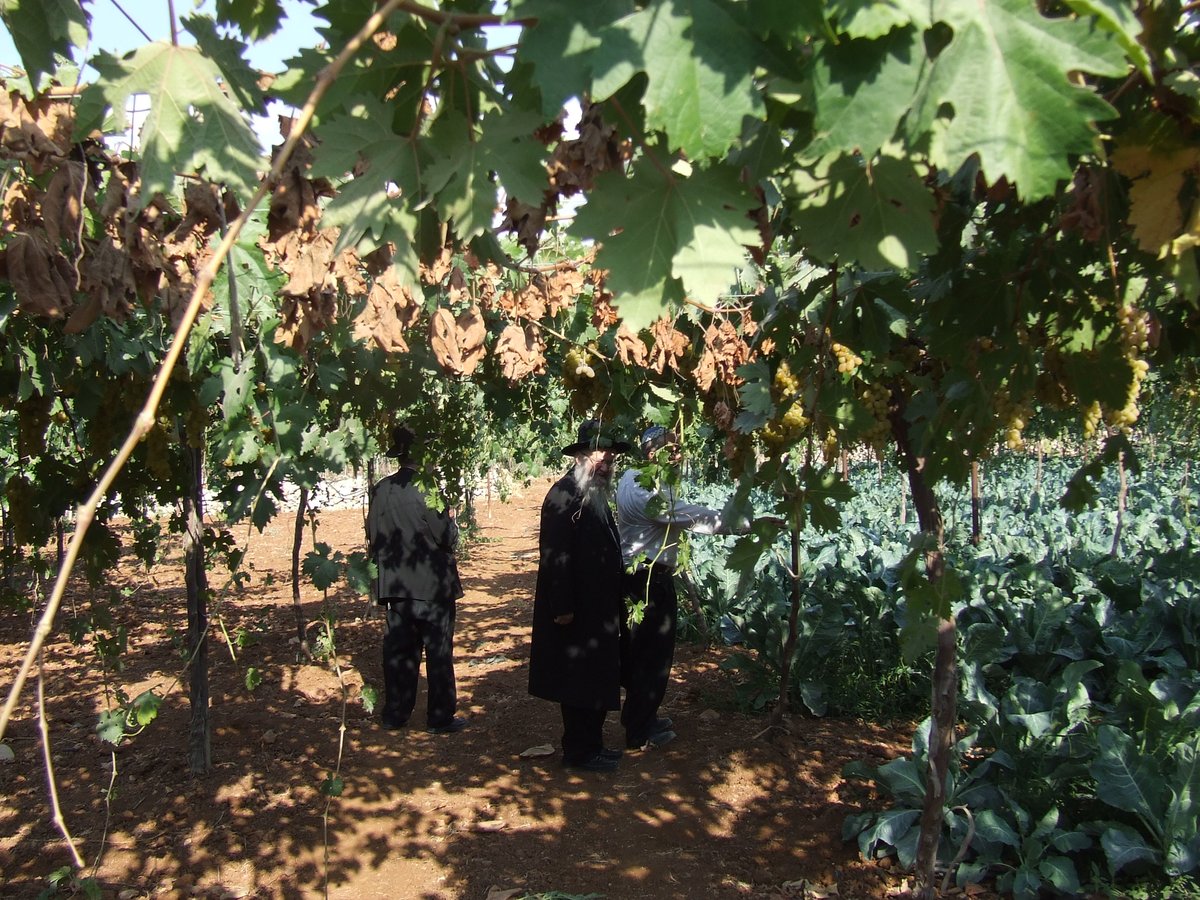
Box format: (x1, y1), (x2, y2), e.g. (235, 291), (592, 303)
(495, 323), (546, 381)
(430, 305), (487, 376)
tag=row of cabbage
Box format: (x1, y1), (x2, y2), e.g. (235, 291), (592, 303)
(683, 454), (1199, 896)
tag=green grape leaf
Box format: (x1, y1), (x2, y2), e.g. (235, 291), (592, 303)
(360, 683), (379, 714)
(96, 708), (126, 746)
(311, 97), (424, 283)
(425, 108), (550, 233)
(510, 0), (632, 116)
(182, 15), (267, 115)
(0, 0), (89, 86)
(303, 543), (343, 591)
(130, 689), (161, 727)
(214, 0), (285, 41)
(907, 0), (1125, 200)
(788, 152), (937, 271)
(805, 27), (924, 161)
(830, 0), (931, 39)
(1064, 0), (1150, 81)
(572, 159), (757, 332)
(74, 42), (264, 204)
(245, 667), (263, 692)
(319, 774), (345, 797)
(591, 0), (763, 158)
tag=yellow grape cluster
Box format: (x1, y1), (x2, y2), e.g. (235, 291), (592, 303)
(16, 394), (51, 459)
(821, 428), (840, 464)
(1117, 305), (1151, 354)
(762, 360), (810, 449)
(1105, 355), (1150, 430)
(563, 345), (604, 416)
(858, 382), (891, 449)
(994, 392), (1034, 451)
(831, 340), (863, 376)
(1083, 400), (1103, 439)
(144, 419), (173, 481)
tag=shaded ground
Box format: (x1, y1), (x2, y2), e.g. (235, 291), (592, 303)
(0, 477), (955, 899)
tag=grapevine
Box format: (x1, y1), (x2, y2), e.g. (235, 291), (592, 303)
(761, 360), (810, 450)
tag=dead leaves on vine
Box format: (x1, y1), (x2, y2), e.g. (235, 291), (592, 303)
(431, 305), (487, 376)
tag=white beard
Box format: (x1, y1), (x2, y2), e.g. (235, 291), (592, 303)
(574, 457), (613, 503)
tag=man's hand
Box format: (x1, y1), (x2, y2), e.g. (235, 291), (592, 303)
(553, 613), (574, 625)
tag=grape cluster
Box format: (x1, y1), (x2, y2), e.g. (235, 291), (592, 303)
(1117, 305), (1151, 353)
(17, 394), (51, 460)
(821, 428), (839, 465)
(831, 340), (862, 376)
(562, 345), (605, 416)
(761, 360), (810, 449)
(994, 392), (1034, 451)
(858, 382), (891, 450)
(1106, 355), (1150, 430)
(1083, 400), (1103, 439)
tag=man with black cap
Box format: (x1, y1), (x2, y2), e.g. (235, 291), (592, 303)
(529, 419), (631, 772)
(616, 425), (753, 750)
(369, 423), (466, 734)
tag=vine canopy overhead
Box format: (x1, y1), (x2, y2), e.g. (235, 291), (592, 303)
(0, 0), (1195, 358)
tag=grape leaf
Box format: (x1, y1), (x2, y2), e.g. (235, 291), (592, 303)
(74, 42), (264, 204)
(1064, 0), (1150, 80)
(805, 27), (924, 161)
(591, 0), (763, 158)
(830, 0), (932, 39)
(908, 0), (1125, 200)
(510, 0), (632, 117)
(572, 159), (757, 332)
(787, 152), (937, 271)
(0, 0), (88, 85)
(182, 15), (268, 116)
(214, 0), (285, 41)
(311, 98), (423, 282)
(424, 108), (550, 237)
(1111, 143), (1200, 258)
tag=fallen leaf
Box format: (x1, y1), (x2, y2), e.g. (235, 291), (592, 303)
(519, 744), (556, 758)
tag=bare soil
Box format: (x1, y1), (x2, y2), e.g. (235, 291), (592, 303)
(0, 477), (974, 899)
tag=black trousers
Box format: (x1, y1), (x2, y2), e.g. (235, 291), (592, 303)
(381, 598), (457, 727)
(561, 704), (607, 763)
(620, 565), (677, 743)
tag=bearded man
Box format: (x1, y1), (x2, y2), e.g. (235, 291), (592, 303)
(528, 420), (631, 772)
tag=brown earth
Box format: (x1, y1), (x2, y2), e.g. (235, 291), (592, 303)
(0, 477), (971, 900)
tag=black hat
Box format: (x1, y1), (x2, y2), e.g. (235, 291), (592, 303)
(385, 424), (418, 459)
(561, 419), (631, 456)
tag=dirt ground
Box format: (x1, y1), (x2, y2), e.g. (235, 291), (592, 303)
(0, 476), (964, 899)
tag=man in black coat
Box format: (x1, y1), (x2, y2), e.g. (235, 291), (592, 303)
(529, 420), (631, 772)
(369, 424), (466, 734)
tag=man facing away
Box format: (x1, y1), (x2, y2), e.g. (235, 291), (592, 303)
(369, 423), (467, 735)
(616, 425), (753, 750)
(528, 419), (631, 773)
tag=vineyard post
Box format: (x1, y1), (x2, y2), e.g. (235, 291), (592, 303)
(1110, 450), (1128, 558)
(970, 460), (982, 548)
(292, 486), (312, 659)
(770, 523), (803, 729)
(184, 443), (211, 775)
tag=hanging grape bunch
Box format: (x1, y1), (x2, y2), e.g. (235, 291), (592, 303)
(857, 381), (892, 452)
(562, 344), (607, 416)
(1107, 305), (1152, 431)
(761, 359), (810, 451)
(994, 390), (1034, 451)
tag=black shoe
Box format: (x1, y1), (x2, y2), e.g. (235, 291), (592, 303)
(627, 728), (676, 750)
(426, 716), (468, 734)
(654, 716), (673, 732)
(598, 747), (623, 760)
(381, 715), (409, 730)
(563, 752), (619, 772)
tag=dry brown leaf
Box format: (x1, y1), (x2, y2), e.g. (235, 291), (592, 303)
(1112, 143), (1200, 256)
(615, 324), (648, 367)
(4, 231), (73, 318)
(352, 268), (419, 353)
(2, 179), (38, 234)
(648, 317), (691, 374)
(423, 246), (454, 286)
(495, 323), (546, 381)
(43, 161), (89, 247)
(430, 305), (487, 375)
